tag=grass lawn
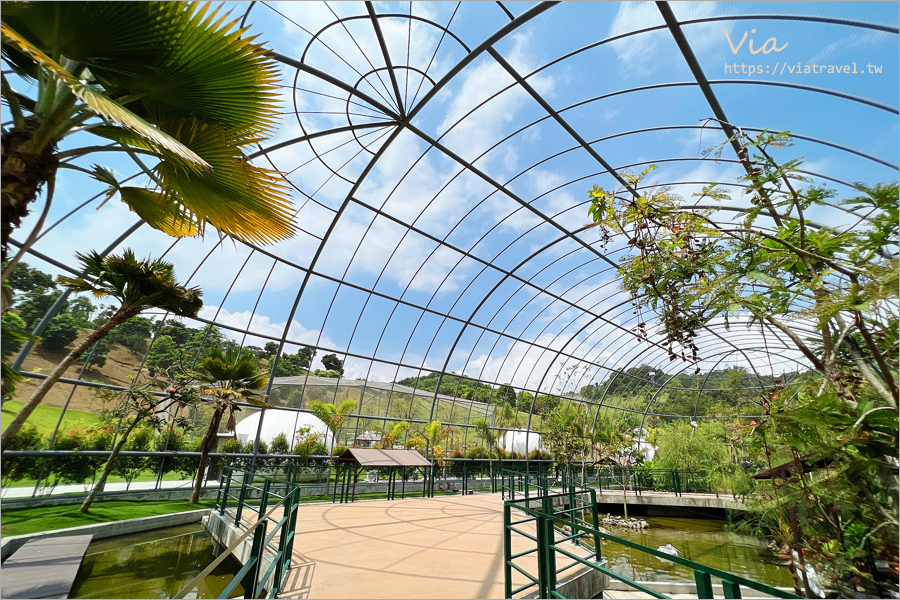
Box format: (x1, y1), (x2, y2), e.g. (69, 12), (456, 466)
(0, 499), (217, 538)
(1, 400), (101, 435)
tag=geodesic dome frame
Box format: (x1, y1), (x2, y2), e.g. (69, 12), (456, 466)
(6, 1), (898, 457)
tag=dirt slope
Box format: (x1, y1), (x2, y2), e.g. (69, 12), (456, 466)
(13, 329), (145, 413)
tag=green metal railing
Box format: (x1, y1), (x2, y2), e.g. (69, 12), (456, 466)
(503, 475), (801, 600)
(206, 466), (302, 599)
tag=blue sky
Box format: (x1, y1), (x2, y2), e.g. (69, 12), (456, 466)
(6, 1), (898, 398)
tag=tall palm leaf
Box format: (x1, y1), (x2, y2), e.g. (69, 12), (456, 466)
(307, 398), (357, 494)
(1, 1), (294, 270)
(190, 346), (268, 504)
(308, 398), (357, 449)
(0, 248), (202, 446)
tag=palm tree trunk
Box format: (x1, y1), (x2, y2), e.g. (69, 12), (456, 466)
(191, 406), (224, 504)
(1, 308), (136, 447)
(1, 117), (59, 262)
(79, 414), (141, 513)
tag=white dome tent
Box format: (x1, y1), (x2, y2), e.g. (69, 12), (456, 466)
(233, 409), (335, 452)
(498, 429), (543, 455)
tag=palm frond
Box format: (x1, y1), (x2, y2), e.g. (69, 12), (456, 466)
(57, 249), (202, 317)
(94, 120), (295, 244)
(118, 187), (201, 238)
(0, 23), (209, 169)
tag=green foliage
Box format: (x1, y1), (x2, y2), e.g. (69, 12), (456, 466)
(146, 334), (180, 375)
(292, 426), (327, 461)
(312, 369), (341, 378)
(7, 262), (56, 293)
(543, 402), (590, 467)
(307, 398), (356, 448)
(112, 427), (155, 489)
(16, 286), (66, 328)
(652, 421), (728, 473)
(1, 424), (45, 484)
(2, 2), (297, 249)
(270, 432), (290, 454)
(106, 316), (154, 354)
(77, 335), (112, 369)
(273, 345), (315, 376)
(58, 249), (203, 319)
(533, 394), (560, 416)
(1, 311), (30, 391)
(320, 353), (344, 375)
(377, 420), (409, 449)
(67, 296), (95, 327)
(396, 371), (489, 399)
(331, 444), (348, 456)
(588, 132), (898, 595)
(515, 390), (533, 411)
(493, 383), (516, 407)
(38, 313), (79, 352)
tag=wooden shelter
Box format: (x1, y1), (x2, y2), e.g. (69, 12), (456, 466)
(333, 448), (433, 503)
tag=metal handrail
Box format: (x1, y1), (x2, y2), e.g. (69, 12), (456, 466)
(175, 467), (300, 599)
(503, 478), (802, 600)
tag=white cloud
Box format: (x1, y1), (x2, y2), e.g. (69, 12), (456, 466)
(607, 1), (721, 75)
(198, 305), (342, 370)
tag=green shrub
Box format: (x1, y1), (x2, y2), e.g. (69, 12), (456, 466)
(39, 314), (80, 353)
(1, 424), (45, 484)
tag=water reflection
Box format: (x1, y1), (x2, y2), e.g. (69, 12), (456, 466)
(70, 523), (243, 599)
(599, 517), (794, 587)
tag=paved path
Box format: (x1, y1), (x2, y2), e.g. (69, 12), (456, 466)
(0, 534), (93, 599)
(0, 479), (197, 499)
(279, 493), (552, 599)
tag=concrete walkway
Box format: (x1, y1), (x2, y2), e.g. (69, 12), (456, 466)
(280, 493), (547, 599)
(0, 479), (196, 499)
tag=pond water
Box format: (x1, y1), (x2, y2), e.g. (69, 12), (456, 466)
(70, 523), (243, 599)
(599, 516), (795, 588)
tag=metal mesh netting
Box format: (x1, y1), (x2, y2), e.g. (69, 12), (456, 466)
(5, 1), (897, 455)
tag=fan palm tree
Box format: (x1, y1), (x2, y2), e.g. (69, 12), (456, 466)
(308, 398), (357, 451)
(1, 2), (295, 277)
(190, 346), (269, 504)
(1, 248), (202, 446)
(424, 420), (446, 464)
(307, 398), (356, 494)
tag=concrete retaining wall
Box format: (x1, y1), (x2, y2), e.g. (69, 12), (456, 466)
(204, 510), (277, 595)
(0, 509), (211, 562)
(523, 559), (610, 599)
(605, 580), (796, 598)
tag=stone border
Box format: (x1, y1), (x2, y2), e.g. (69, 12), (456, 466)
(0, 487), (219, 509)
(0, 509), (211, 562)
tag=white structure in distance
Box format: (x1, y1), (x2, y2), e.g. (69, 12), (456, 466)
(499, 429), (543, 455)
(234, 409), (335, 451)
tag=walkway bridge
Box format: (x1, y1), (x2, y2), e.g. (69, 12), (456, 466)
(179, 467), (790, 599)
(501, 470), (798, 600)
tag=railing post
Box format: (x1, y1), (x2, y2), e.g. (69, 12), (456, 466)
(694, 570), (714, 599)
(535, 506), (549, 598)
(722, 579), (742, 599)
(258, 478), (271, 516)
(542, 495), (557, 597)
(285, 486), (301, 559)
(590, 488), (602, 561)
(219, 466), (232, 514)
(235, 470), (251, 526)
(242, 521), (268, 599)
(503, 503), (513, 599)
